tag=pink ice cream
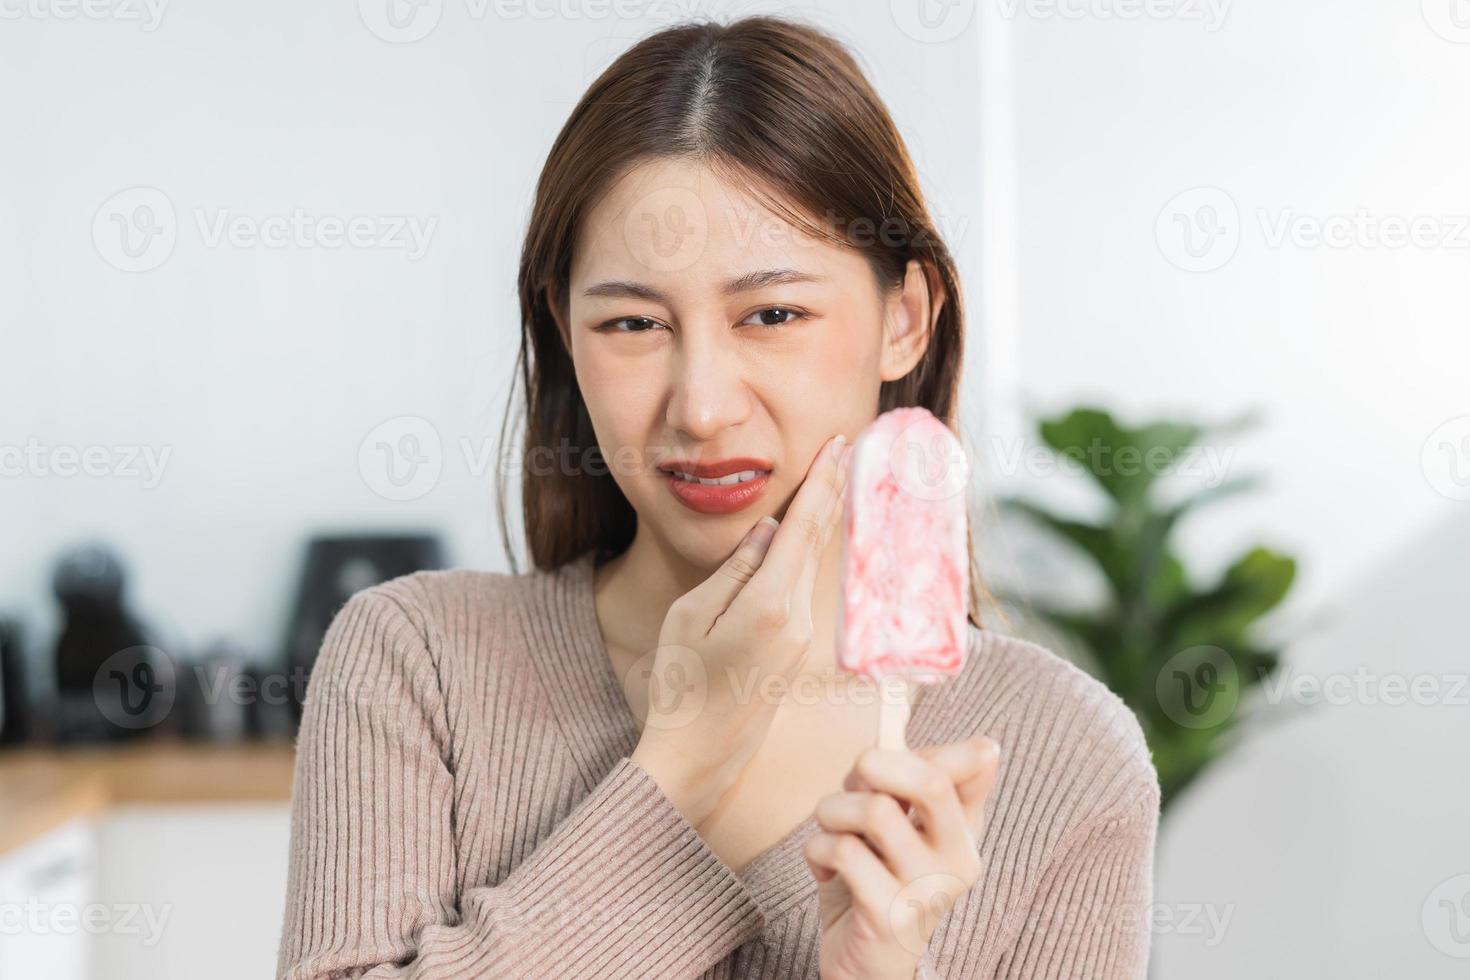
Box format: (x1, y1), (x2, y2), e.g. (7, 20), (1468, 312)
(835, 406), (970, 684)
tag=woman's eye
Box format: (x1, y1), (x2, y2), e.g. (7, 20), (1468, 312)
(743, 307), (807, 328)
(602, 316), (665, 333)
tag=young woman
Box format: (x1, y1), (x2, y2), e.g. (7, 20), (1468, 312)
(277, 16), (1158, 980)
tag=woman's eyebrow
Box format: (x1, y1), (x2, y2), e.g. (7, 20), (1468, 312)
(722, 268), (825, 294)
(581, 268), (824, 302)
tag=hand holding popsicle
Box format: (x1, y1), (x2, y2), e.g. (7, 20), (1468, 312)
(805, 735), (1001, 980)
(805, 407), (995, 979)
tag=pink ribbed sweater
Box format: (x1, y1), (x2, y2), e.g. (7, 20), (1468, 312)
(277, 553), (1159, 979)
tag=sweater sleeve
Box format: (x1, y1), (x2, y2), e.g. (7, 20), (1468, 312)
(993, 791), (1157, 979)
(276, 588), (764, 980)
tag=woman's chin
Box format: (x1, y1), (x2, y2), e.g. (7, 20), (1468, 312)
(663, 520), (764, 572)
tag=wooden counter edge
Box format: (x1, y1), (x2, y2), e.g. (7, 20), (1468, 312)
(0, 740), (298, 857)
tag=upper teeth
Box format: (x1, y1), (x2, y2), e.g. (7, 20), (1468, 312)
(674, 469), (765, 486)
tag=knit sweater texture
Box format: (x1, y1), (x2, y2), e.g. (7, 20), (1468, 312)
(277, 553), (1159, 978)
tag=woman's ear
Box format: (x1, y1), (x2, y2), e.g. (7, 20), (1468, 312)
(880, 258), (945, 382)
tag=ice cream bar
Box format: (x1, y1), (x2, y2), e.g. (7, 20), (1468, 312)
(835, 407), (970, 747)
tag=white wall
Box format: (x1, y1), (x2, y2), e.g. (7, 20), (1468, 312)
(1151, 510), (1470, 977)
(997, 0), (1470, 609)
(0, 0), (987, 674)
(998, 3), (1470, 975)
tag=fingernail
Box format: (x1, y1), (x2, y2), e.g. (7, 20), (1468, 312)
(749, 516), (779, 551)
(741, 515), (777, 545)
(829, 433), (846, 460)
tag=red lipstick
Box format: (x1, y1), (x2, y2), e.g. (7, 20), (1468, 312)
(659, 457), (773, 515)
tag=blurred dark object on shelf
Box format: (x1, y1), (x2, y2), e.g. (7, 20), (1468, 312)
(0, 617), (30, 744)
(50, 542), (167, 742)
(245, 662), (297, 741)
(179, 641), (252, 742)
(282, 534), (445, 725)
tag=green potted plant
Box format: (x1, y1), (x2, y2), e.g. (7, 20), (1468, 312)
(1004, 408), (1297, 809)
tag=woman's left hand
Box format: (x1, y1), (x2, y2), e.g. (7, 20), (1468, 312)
(803, 735), (1002, 980)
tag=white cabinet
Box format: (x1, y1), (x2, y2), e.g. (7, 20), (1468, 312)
(0, 818), (98, 980)
(92, 804), (291, 980)
(0, 804), (291, 980)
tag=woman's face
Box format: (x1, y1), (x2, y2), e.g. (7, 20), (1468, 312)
(559, 157), (935, 569)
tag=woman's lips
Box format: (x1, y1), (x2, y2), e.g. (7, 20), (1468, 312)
(663, 469), (771, 515)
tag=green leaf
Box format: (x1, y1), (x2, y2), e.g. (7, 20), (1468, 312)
(1160, 547), (1297, 651)
(1038, 407), (1203, 507)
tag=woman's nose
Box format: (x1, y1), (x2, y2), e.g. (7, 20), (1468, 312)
(664, 330), (752, 441)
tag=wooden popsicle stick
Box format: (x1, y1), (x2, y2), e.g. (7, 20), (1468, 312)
(877, 674), (911, 751)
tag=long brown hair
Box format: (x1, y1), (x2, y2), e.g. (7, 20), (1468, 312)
(499, 14), (985, 627)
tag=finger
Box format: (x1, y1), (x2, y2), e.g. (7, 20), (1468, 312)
(788, 441), (850, 631)
(913, 737), (1002, 831)
(739, 433), (847, 617)
(676, 515), (780, 626)
(852, 748), (972, 854)
(814, 791), (929, 879)
(803, 830), (899, 915)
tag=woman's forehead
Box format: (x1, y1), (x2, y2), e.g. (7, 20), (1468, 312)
(571, 158), (862, 299)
